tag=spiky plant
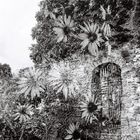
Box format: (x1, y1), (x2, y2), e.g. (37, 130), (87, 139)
(13, 104), (33, 123)
(80, 92), (102, 123)
(79, 22), (104, 56)
(53, 14), (75, 42)
(18, 68), (45, 99)
(48, 61), (84, 100)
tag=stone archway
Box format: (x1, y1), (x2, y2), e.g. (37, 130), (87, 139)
(91, 62), (122, 139)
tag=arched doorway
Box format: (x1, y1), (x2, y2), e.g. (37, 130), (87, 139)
(91, 62), (122, 139)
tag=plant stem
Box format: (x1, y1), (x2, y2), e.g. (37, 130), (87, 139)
(4, 115), (17, 137)
(19, 124), (25, 140)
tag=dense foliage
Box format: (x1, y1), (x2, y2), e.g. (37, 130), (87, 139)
(0, 63), (12, 79)
(30, 0), (135, 65)
(1, 0), (140, 140)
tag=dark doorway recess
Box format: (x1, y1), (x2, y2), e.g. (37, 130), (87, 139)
(91, 62), (122, 139)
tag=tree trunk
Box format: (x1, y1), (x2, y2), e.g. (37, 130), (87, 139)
(133, 0), (140, 28)
(134, 0), (140, 26)
(133, 0), (140, 46)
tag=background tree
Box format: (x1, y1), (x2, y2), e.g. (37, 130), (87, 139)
(30, 0), (135, 65)
(0, 63), (12, 79)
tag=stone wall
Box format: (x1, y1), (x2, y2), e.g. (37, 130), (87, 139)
(75, 45), (140, 139)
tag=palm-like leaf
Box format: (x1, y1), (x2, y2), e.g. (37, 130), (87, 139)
(101, 22), (111, 37)
(105, 41), (112, 55)
(100, 5), (112, 38)
(18, 68), (45, 99)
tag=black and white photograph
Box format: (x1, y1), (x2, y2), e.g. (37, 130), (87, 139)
(0, 0), (140, 139)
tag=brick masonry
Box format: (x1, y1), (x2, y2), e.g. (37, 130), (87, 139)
(73, 44), (140, 139)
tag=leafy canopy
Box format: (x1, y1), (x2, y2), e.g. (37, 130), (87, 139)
(30, 0), (135, 64)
